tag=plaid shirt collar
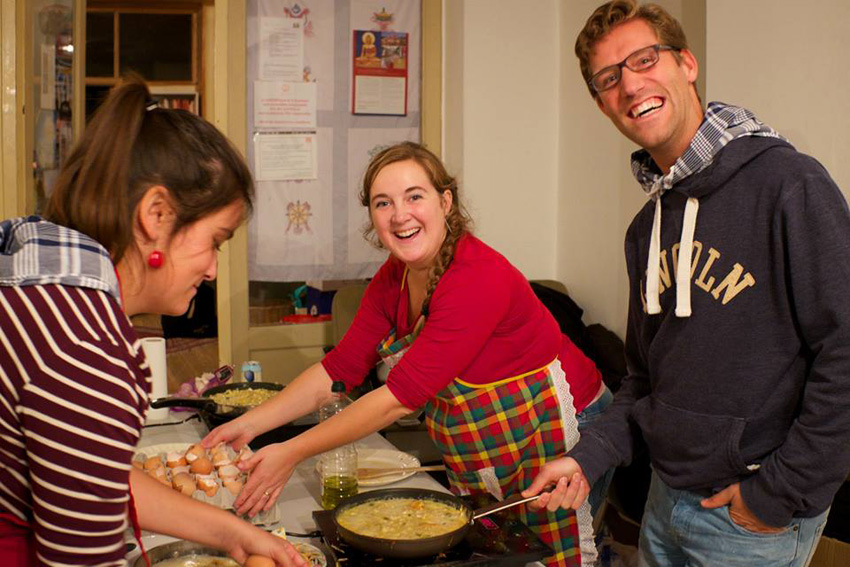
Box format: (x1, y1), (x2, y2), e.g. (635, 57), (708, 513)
(0, 216), (120, 304)
(631, 101), (788, 198)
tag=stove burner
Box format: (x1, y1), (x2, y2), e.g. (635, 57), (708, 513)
(312, 495), (552, 567)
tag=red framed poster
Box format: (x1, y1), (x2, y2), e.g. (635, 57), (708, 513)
(352, 30), (408, 115)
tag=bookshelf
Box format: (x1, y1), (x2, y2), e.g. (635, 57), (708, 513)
(149, 85), (199, 114)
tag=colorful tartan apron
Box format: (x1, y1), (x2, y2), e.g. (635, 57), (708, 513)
(377, 323), (595, 567)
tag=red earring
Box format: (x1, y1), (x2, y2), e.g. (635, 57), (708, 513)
(147, 250), (164, 269)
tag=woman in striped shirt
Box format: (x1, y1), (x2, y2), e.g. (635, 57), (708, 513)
(0, 76), (305, 567)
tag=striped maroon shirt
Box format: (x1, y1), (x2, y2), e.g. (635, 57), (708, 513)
(0, 284), (150, 565)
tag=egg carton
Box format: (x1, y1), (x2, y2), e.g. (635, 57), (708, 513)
(134, 442), (279, 526)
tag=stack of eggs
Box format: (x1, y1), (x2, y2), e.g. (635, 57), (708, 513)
(133, 443), (268, 521)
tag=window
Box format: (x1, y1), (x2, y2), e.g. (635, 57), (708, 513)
(85, 2), (202, 118)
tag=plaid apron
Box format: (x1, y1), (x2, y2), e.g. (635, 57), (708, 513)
(378, 324), (593, 567)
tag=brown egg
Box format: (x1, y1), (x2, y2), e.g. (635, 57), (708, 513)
(189, 456), (213, 475)
(144, 456), (162, 470)
(171, 472), (196, 495)
(185, 443), (206, 463)
(203, 483), (219, 497)
(223, 478), (243, 495)
(217, 464), (241, 481)
(196, 474), (218, 492)
(171, 465), (191, 476)
(212, 453), (232, 469)
(243, 555), (275, 567)
(131, 460), (144, 470)
(166, 452), (187, 468)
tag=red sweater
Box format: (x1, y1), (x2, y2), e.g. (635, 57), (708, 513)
(323, 235), (601, 410)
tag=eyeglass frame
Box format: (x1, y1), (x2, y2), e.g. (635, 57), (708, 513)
(587, 44), (682, 94)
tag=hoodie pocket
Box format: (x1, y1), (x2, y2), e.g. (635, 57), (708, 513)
(633, 396), (748, 487)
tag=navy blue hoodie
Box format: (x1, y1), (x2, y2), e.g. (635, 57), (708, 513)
(572, 109), (850, 528)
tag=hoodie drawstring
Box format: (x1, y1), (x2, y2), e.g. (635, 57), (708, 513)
(675, 198), (699, 317)
(645, 196), (699, 317)
(646, 199), (663, 315)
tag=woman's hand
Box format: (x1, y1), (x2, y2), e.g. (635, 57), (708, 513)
(225, 523), (307, 567)
(202, 415), (256, 451)
(233, 442), (299, 517)
(701, 482), (785, 534)
(522, 457), (589, 512)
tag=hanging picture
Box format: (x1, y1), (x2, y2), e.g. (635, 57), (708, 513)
(351, 30), (408, 116)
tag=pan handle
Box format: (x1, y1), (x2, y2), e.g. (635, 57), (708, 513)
(150, 397), (216, 410)
(472, 492), (542, 520)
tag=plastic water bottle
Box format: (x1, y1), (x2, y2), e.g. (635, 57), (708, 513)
(319, 381), (358, 509)
(318, 380), (350, 421)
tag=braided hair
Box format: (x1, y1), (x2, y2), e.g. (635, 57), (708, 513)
(360, 142), (473, 315)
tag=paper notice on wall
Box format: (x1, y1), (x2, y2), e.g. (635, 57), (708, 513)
(352, 30), (408, 115)
(254, 80), (317, 130)
(259, 17), (304, 81)
(253, 131), (318, 181)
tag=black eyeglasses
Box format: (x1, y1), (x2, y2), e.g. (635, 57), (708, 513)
(588, 44), (681, 93)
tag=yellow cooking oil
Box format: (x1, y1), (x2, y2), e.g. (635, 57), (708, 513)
(321, 474), (358, 510)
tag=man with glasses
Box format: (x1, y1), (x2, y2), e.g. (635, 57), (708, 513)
(523, 1), (850, 566)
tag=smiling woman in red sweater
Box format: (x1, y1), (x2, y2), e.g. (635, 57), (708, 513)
(205, 142), (607, 567)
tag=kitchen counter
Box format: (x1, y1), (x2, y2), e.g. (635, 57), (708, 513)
(132, 415), (545, 567)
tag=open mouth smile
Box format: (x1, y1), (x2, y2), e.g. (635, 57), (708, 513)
(629, 97), (664, 119)
(395, 228), (421, 239)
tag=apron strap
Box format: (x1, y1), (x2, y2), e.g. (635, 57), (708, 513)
(128, 485), (151, 567)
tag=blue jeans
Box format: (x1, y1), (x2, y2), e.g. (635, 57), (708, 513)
(576, 385), (615, 519)
(639, 471), (829, 567)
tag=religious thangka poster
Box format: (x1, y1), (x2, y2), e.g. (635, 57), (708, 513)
(352, 30), (408, 115)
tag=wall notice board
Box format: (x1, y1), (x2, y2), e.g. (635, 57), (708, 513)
(247, 0), (422, 283)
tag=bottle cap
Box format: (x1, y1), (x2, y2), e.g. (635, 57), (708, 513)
(331, 381), (346, 393)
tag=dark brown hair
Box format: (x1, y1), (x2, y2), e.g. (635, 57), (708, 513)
(575, 0), (689, 97)
(360, 142), (473, 315)
(44, 73), (254, 264)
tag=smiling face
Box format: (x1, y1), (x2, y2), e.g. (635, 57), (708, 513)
(144, 199), (245, 316)
(368, 159), (452, 272)
(590, 18), (703, 172)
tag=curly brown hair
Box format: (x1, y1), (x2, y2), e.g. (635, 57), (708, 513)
(360, 142), (473, 315)
(575, 0), (689, 98)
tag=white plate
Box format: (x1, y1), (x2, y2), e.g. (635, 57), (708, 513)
(313, 448), (421, 487)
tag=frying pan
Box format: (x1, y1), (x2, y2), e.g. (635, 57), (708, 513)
(150, 382), (283, 420)
(331, 487), (541, 559)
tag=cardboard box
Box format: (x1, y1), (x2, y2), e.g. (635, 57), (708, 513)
(810, 536), (850, 567)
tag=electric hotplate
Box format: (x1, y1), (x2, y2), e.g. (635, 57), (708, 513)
(312, 495), (552, 567)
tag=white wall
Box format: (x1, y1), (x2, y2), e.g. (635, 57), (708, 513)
(443, 0), (560, 278)
(706, 0), (850, 199)
(555, 0), (691, 336)
(446, 1), (848, 340)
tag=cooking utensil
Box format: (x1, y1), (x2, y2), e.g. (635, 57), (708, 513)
(150, 382), (283, 420)
(356, 464), (446, 480)
(331, 487), (542, 559)
(133, 540), (236, 567)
